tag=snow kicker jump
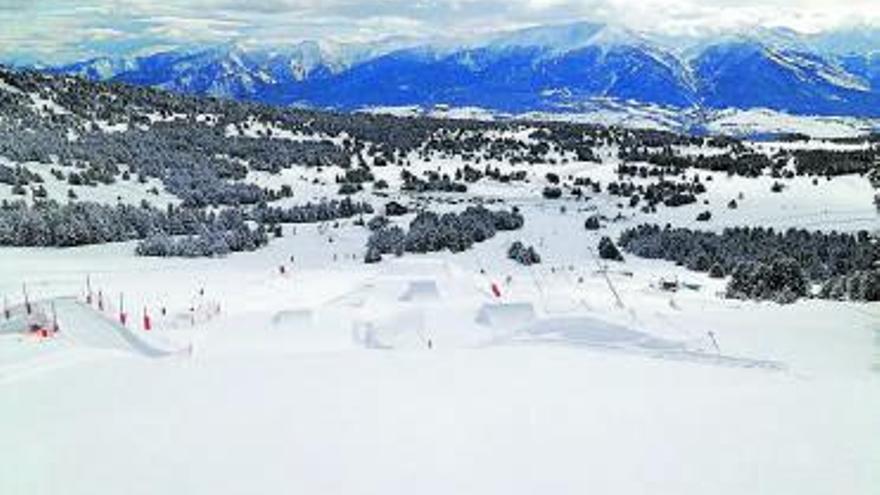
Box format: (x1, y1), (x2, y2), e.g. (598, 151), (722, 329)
(51, 298), (176, 358)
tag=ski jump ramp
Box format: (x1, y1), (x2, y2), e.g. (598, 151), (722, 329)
(51, 298), (175, 358)
(399, 280), (441, 302)
(475, 303), (536, 330)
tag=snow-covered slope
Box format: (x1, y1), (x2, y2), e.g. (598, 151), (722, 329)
(693, 40), (879, 117)
(1, 187), (877, 494)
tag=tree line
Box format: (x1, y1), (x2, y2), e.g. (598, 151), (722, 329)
(619, 224), (879, 302)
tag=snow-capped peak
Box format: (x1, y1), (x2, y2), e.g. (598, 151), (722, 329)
(481, 22), (649, 54)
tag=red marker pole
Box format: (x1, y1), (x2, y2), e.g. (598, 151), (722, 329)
(143, 307), (152, 332)
(491, 282), (502, 298)
(119, 293), (127, 326)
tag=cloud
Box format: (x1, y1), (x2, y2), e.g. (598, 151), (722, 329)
(0, 0), (877, 64)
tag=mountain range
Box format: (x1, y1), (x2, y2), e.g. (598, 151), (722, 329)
(47, 22), (880, 118)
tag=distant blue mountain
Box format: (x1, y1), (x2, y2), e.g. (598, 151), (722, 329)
(694, 41), (880, 117)
(48, 22), (880, 117)
(277, 43), (696, 112)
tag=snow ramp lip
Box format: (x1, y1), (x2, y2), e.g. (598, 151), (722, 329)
(52, 297), (178, 358)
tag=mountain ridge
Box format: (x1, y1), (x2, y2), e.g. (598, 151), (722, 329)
(45, 22), (880, 117)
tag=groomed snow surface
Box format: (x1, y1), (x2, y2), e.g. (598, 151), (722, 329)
(1, 188), (878, 494)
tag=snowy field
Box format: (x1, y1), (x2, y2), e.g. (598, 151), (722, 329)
(1, 172), (878, 493)
(364, 103), (880, 138)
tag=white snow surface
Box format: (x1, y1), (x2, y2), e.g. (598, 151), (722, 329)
(0, 134), (878, 494)
(1, 192), (878, 494)
(362, 103), (880, 138)
(0, 157), (178, 207)
(706, 108), (879, 139)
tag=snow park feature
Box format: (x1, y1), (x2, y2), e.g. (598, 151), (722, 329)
(398, 280), (441, 302)
(271, 309), (315, 333)
(475, 302), (536, 331)
(0, 45), (879, 495)
(0, 301), (53, 337)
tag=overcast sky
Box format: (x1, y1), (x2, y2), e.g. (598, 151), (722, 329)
(1, 0), (878, 64)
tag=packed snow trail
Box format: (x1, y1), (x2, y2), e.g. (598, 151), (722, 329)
(52, 297), (173, 358)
